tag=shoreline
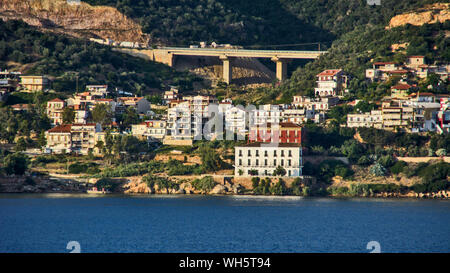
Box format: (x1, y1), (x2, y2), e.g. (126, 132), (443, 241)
(1, 191), (449, 200)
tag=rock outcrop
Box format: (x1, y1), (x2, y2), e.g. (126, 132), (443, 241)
(0, 0), (148, 43)
(387, 3), (450, 29)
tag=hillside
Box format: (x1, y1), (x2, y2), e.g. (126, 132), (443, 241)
(0, 0), (148, 43)
(0, 20), (197, 94)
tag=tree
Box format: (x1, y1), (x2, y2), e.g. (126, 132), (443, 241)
(370, 163), (386, 177)
(62, 107), (75, 124)
(91, 103), (113, 126)
(15, 137), (27, 152)
(37, 131), (47, 148)
(120, 107), (140, 129)
(3, 152), (29, 175)
(273, 166), (286, 176)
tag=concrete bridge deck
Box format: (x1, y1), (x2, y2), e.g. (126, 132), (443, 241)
(161, 47), (327, 59)
(161, 47), (327, 83)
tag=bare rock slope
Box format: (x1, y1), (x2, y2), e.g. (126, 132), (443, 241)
(0, 0), (148, 43)
(387, 3), (449, 29)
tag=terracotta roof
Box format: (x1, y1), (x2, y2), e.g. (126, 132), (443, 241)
(47, 124), (71, 133)
(317, 69), (342, 77)
(408, 56), (425, 58)
(48, 98), (64, 103)
(374, 62), (397, 65)
(388, 70), (409, 74)
(96, 98), (113, 102)
(392, 84), (412, 90)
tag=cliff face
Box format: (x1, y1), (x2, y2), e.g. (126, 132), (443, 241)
(0, 0), (148, 43)
(387, 3), (449, 29)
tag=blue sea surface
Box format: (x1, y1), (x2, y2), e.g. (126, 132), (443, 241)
(0, 194), (449, 253)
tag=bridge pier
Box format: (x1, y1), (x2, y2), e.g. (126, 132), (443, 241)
(271, 57), (289, 82)
(220, 55), (232, 84)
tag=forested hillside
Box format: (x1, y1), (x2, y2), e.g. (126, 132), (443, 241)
(84, 0), (447, 47)
(0, 20), (197, 94)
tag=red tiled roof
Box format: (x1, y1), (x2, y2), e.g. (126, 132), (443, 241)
(374, 62), (397, 65)
(48, 124), (71, 133)
(48, 98), (64, 103)
(408, 56), (425, 58)
(388, 70), (409, 74)
(317, 69), (342, 77)
(392, 84), (412, 90)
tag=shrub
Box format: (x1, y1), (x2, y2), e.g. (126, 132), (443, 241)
(370, 163), (386, 177)
(390, 161), (407, 175)
(191, 176), (217, 192)
(270, 179), (288, 195)
(95, 178), (120, 192)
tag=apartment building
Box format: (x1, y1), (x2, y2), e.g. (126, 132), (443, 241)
(314, 69), (348, 97)
(86, 85), (109, 97)
(20, 76), (49, 92)
(347, 110), (383, 129)
(116, 97), (151, 114)
(292, 96), (339, 112)
(250, 104), (283, 126)
(381, 100), (424, 132)
(45, 123), (103, 155)
(165, 96), (219, 144)
(46, 98), (66, 126)
(234, 143), (303, 177)
(132, 120), (167, 141)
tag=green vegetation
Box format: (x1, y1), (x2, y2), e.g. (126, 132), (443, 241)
(0, 20), (197, 94)
(2, 152), (29, 175)
(68, 162), (100, 175)
(191, 176), (217, 192)
(95, 178), (120, 192)
(143, 175), (179, 192)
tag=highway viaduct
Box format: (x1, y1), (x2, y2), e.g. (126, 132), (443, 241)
(113, 47), (327, 84)
(155, 47), (327, 84)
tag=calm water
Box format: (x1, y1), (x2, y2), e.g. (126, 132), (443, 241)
(0, 194), (449, 253)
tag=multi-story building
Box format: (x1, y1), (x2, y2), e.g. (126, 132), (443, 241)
(0, 69), (21, 100)
(234, 143), (303, 177)
(163, 87), (179, 105)
(250, 104), (283, 126)
(249, 122), (304, 144)
(381, 100), (424, 132)
(165, 96), (219, 144)
(45, 123), (103, 155)
(46, 98), (66, 126)
(315, 69), (348, 97)
(347, 110), (383, 129)
(292, 96), (339, 112)
(20, 75), (49, 92)
(86, 85), (109, 97)
(132, 120), (167, 142)
(117, 97), (151, 114)
(391, 83), (413, 99)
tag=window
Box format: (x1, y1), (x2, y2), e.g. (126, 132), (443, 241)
(274, 150), (277, 156)
(281, 159), (284, 166)
(256, 159), (259, 166)
(239, 159), (242, 166)
(265, 159), (268, 166)
(248, 150), (251, 156)
(288, 160), (291, 166)
(256, 150), (259, 156)
(281, 150), (284, 157)
(288, 150), (292, 157)
(239, 149), (242, 156)
(264, 151), (268, 157)
(248, 159), (251, 166)
(273, 159), (276, 166)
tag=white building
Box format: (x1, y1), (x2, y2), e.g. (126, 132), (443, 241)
(132, 120), (167, 142)
(315, 69), (348, 97)
(234, 143), (303, 177)
(347, 110), (383, 128)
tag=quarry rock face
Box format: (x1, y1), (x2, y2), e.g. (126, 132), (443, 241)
(0, 0), (148, 43)
(387, 3), (450, 29)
